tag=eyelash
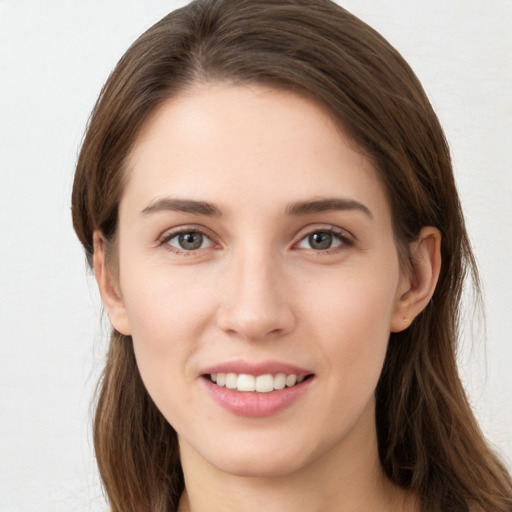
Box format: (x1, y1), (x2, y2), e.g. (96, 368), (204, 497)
(295, 227), (354, 254)
(158, 226), (354, 256)
(159, 226), (214, 256)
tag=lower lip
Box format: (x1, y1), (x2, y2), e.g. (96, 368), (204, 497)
(202, 377), (313, 417)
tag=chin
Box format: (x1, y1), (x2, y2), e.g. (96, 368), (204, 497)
(211, 451), (310, 479)
(192, 433), (322, 479)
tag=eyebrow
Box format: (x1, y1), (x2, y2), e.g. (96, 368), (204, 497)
(285, 198), (373, 218)
(140, 198), (222, 217)
(140, 196), (372, 219)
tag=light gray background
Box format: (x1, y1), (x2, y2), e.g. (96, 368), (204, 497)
(0, 1), (511, 510)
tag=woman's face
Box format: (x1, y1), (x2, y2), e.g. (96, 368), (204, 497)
(108, 84), (410, 478)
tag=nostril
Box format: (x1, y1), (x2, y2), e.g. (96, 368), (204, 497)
(216, 304), (297, 342)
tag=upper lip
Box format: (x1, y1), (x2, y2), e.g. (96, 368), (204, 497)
(201, 359), (313, 377)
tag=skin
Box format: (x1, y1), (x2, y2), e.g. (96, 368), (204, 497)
(94, 83), (441, 512)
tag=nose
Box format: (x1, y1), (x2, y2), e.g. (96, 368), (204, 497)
(216, 249), (297, 342)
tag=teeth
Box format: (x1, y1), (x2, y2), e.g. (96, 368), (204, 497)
(274, 373), (286, 390)
(255, 374), (274, 393)
(285, 374), (297, 387)
(209, 372), (307, 392)
(226, 373), (238, 389)
(237, 373), (256, 392)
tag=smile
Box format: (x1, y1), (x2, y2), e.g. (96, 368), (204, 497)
(209, 372), (307, 393)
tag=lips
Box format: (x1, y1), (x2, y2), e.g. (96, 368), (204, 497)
(200, 361), (314, 417)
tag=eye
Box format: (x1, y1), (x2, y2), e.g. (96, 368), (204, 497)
(164, 230), (213, 251)
(296, 229), (352, 251)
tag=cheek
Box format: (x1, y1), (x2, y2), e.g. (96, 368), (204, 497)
(120, 262), (217, 374)
(304, 259), (399, 332)
(120, 269), (218, 426)
(303, 263), (399, 386)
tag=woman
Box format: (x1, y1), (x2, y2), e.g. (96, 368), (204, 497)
(71, 0), (512, 510)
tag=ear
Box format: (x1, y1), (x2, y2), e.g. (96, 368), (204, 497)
(391, 226), (442, 332)
(93, 231), (132, 336)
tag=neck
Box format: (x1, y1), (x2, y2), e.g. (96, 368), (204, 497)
(177, 403), (417, 512)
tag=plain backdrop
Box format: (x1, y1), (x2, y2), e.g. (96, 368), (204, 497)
(0, 1), (511, 510)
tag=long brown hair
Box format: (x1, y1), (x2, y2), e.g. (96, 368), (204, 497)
(71, 1), (512, 510)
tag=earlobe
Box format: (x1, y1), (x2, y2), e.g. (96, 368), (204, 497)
(93, 231), (132, 336)
(391, 227), (442, 333)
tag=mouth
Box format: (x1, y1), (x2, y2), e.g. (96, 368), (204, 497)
(204, 372), (313, 393)
(201, 364), (315, 416)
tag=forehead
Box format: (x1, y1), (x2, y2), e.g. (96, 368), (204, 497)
(122, 83), (390, 222)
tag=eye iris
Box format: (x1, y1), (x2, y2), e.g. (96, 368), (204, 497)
(178, 232), (203, 250)
(309, 232), (332, 250)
